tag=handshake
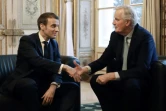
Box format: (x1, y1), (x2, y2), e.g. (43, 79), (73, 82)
(63, 61), (90, 82)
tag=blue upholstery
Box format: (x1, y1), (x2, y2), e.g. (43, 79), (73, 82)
(0, 55), (17, 86)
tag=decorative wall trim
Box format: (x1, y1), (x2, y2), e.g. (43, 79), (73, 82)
(0, 36), (4, 40)
(18, 0), (45, 29)
(76, 0), (95, 63)
(1, 29), (24, 36)
(79, 0), (91, 48)
(0, 0), (6, 29)
(0, 0), (6, 54)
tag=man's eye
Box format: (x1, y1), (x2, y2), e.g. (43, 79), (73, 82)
(51, 25), (56, 28)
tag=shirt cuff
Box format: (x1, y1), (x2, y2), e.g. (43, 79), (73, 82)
(85, 66), (91, 74)
(58, 64), (64, 74)
(51, 82), (61, 88)
(114, 72), (120, 80)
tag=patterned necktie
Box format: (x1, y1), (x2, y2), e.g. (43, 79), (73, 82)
(122, 37), (129, 70)
(43, 41), (49, 59)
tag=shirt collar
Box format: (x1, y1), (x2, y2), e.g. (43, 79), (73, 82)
(125, 28), (134, 39)
(38, 32), (50, 43)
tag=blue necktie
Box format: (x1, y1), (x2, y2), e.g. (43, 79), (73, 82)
(122, 37), (129, 70)
(43, 41), (49, 59)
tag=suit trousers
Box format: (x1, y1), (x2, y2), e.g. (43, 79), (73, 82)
(13, 78), (80, 111)
(90, 74), (149, 111)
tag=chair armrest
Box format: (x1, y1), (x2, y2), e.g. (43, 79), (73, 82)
(149, 60), (166, 111)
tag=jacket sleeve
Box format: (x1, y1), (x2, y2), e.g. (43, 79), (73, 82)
(88, 32), (117, 74)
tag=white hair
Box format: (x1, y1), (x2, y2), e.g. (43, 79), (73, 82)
(115, 5), (138, 27)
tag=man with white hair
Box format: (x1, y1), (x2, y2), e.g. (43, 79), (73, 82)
(74, 5), (158, 111)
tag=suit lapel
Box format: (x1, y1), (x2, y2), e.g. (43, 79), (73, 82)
(116, 35), (124, 61)
(127, 25), (140, 61)
(49, 41), (54, 60)
(34, 33), (43, 56)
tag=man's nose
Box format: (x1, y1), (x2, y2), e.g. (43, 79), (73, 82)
(112, 20), (115, 25)
(55, 27), (59, 32)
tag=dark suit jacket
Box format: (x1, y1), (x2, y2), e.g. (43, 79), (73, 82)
(1, 33), (62, 94)
(89, 24), (158, 80)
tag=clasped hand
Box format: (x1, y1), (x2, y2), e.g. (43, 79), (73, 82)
(65, 61), (87, 82)
(65, 61), (116, 84)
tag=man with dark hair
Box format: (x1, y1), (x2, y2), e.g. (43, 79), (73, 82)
(74, 5), (158, 111)
(0, 12), (79, 111)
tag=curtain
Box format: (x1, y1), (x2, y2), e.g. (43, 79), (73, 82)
(59, 0), (74, 56)
(141, 0), (160, 54)
(59, 0), (67, 55)
(66, 1), (74, 56)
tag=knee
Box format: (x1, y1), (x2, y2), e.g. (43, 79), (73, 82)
(90, 75), (101, 89)
(68, 82), (80, 92)
(15, 78), (37, 90)
(124, 79), (141, 92)
(73, 83), (80, 93)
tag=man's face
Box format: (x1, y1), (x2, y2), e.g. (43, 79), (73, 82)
(112, 9), (129, 35)
(40, 18), (59, 40)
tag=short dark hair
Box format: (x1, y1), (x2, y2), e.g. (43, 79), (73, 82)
(37, 12), (59, 30)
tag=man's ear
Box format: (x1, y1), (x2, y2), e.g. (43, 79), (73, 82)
(126, 20), (131, 26)
(40, 23), (45, 30)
